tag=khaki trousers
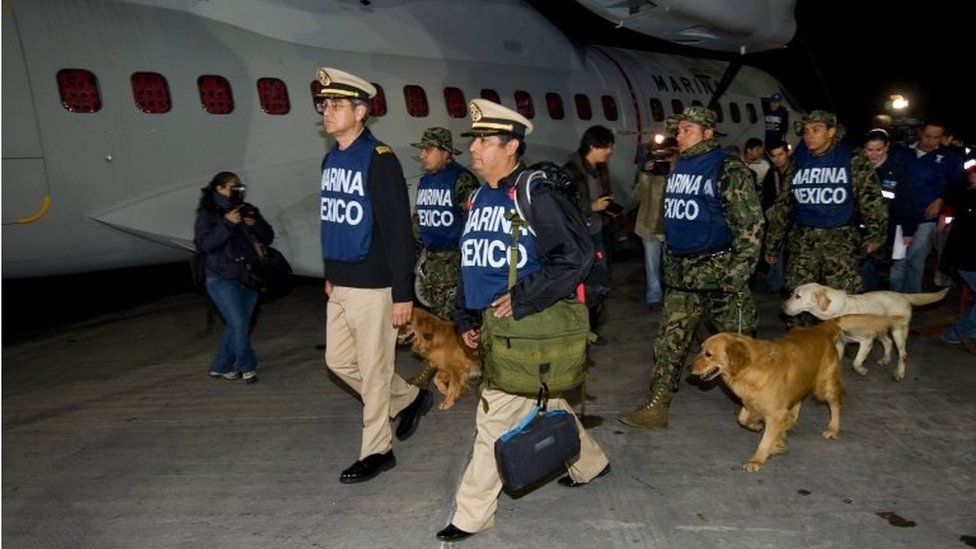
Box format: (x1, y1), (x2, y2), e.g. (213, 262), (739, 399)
(451, 388), (609, 533)
(326, 286), (418, 459)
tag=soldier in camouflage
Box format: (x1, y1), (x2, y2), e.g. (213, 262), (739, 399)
(409, 127), (479, 386)
(618, 107), (765, 429)
(764, 111), (887, 296)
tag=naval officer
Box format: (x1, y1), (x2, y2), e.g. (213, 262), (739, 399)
(436, 99), (610, 542)
(317, 67), (431, 484)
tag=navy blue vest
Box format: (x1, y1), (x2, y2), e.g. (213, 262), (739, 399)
(459, 184), (540, 309)
(664, 146), (733, 256)
(790, 142), (855, 228)
(417, 161), (467, 251)
(320, 132), (379, 262)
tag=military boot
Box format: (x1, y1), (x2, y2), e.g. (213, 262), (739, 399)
(617, 385), (673, 429)
(408, 362), (436, 387)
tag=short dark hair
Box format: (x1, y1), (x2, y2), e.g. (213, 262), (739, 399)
(766, 140), (789, 154)
(920, 119), (946, 133)
(744, 137), (764, 151)
(577, 125), (615, 157)
(497, 133), (526, 158)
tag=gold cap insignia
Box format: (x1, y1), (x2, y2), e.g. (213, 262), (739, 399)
(469, 102), (483, 122)
(317, 68), (331, 87)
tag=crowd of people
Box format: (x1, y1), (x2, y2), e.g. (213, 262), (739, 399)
(193, 69), (976, 542)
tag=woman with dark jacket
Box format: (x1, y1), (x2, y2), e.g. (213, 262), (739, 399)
(193, 171), (274, 383)
(939, 159), (976, 350)
(863, 129), (917, 290)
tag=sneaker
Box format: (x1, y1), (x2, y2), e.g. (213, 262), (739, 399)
(208, 370), (240, 380)
(242, 371), (258, 384)
(940, 328), (962, 345)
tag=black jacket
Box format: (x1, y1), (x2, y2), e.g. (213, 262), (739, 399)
(874, 156), (918, 240)
(455, 165), (595, 333)
(194, 192), (274, 280)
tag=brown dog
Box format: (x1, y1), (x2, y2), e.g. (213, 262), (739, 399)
(689, 315), (903, 472)
(397, 308), (481, 410)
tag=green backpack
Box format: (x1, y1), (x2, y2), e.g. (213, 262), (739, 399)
(479, 170), (593, 395)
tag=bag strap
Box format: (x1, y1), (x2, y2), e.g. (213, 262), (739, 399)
(506, 170), (545, 289)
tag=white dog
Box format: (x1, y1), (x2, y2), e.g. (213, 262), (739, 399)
(782, 283), (949, 381)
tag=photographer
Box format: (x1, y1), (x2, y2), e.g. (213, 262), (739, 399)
(193, 171), (274, 384)
(563, 125), (616, 341)
(633, 136), (677, 310)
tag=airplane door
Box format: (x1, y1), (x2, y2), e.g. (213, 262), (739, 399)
(2, 3), (50, 225)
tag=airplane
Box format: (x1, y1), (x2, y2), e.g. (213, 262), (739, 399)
(2, 0), (800, 280)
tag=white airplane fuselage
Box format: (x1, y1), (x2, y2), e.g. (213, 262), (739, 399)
(1, 0), (791, 279)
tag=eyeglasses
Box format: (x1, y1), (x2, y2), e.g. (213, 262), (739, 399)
(315, 99), (350, 115)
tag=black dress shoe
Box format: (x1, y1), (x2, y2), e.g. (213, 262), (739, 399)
(436, 524), (473, 542)
(557, 463), (611, 488)
(395, 389), (432, 441)
(339, 451), (395, 484)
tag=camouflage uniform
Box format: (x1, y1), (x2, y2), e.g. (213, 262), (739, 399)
(619, 107), (764, 429)
(764, 111), (887, 293)
(410, 129), (478, 386)
(410, 128), (479, 319)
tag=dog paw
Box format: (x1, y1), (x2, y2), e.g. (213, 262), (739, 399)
(875, 358), (890, 367)
(821, 428), (838, 439)
(892, 371), (905, 382)
(743, 460), (764, 472)
(770, 442), (787, 455)
(742, 422), (763, 432)
(852, 365), (868, 376)
(438, 401), (455, 410)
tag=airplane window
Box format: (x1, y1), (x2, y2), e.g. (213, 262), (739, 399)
(371, 83), (387, 117)
(601, 95), (618, 121)
(574, 94), (592, 120)
(197, 75), (234, 115)
(514, 90), (534, 119)
(481, 89), (500, 104)
(730, 102), (742, 123)
(746, 102), (758, 123)
(671, 99), (684, 115)
(257, 77), (290, 115)
(57, 69), (102, 113)
(404, 85), (429, 117)
(545, 92), (564, 120)
(130, 72), (170, 114)
(714, 102), (725, 123)
(310, 81), (326, 114)
(649, 98), (664, 122)
(444, 87), (466, 118)
(691, 100), (703, 107)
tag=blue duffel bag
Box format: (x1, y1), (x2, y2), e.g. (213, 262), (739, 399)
(493, 385), (581, 492)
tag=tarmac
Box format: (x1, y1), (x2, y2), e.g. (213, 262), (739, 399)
(3, 259), (975, 549)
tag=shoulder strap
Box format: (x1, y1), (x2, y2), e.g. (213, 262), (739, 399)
(512, 169), (546, 236)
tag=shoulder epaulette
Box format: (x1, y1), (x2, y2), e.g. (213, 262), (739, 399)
(374, 145), (392, 155)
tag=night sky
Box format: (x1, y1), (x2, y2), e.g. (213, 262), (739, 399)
(529, 0), (975, 145)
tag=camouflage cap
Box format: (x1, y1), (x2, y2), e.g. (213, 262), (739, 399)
(411, 127), (462, 155)
(794, 110), (838, 135)
(665, 106), (717, 131)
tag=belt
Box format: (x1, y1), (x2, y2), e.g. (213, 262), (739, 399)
(666, 247), (731, 260)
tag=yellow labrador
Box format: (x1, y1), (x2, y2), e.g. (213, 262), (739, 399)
(782, 283), (948, 381)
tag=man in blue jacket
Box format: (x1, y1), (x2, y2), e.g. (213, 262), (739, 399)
(889, 120), (966, 293)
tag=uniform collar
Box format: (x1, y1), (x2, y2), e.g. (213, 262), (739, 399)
(680, 139), (719, 159)
(495, 162), (525, 189)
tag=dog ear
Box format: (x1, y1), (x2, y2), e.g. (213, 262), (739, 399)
(725, 339), (751, 375)
(814, 289), (831, 312)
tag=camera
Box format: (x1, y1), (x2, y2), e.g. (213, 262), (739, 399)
(649, 160), (671, 176)
(229, 184), (247, 206)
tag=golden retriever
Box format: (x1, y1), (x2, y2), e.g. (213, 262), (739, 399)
(689, 315), (903, 472)
(782, 283), (948, 381)
(397, 307), (481, 410)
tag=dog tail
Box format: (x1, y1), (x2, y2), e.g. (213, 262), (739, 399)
(832, 314), (907, 339)
(902, 287), (949, 307)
